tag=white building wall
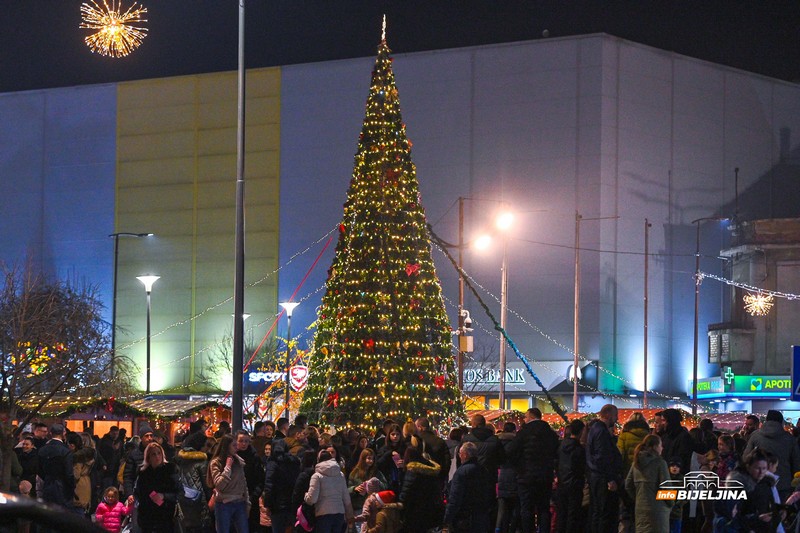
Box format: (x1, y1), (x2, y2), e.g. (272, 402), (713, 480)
(280, 34), (800, 405)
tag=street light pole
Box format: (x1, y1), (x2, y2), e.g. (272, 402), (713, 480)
(109, 232), (151, 376)
(499, 236), (509, 410)
(232, 0), (247, 431)
(457, 197), (465, 390)
(280, 302), (300, 419)
(137, 275), (159, 394)
(691, 216), (728, 415)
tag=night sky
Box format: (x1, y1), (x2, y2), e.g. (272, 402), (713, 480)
(2, 1), (800, 94)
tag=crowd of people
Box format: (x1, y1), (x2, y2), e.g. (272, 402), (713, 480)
(10, 406), (800, 533)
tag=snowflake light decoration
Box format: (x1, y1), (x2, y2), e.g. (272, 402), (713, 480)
(80, 0), (148, 58)
(743, 291), (774, 316)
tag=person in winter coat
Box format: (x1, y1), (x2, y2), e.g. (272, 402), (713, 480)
(715, 448), (781, 533)
(355, 482), (390, 531)
(459, 414), (504, 526)
(655, 409), (695, 478)
(556, 419), (586, 533)
(95, 486), (133, 533)
(399, 439), (444, 533)
(716, 434), (739, 484)
(414, 418), (451, 489)
(304, 450), (355, 533)
(208, 434), (251, 533)
(123, 424), (156, 498)
(364, 492), (402, 533)
(624, 435), (671, 533)
(618, 412), (651, 477)
(262, 438), (302, 533)
(495, 422), (519, 533)
(744, 410), (800, 501)
(37, 423), (75, 508)
(68, 432), (95, 515)
(235, 430), (266, 533)
(174, 443), (211, 533)
(130, 442), (182, 533)
(505, 408), (560, 533)
(586, 405), (623, 533)
(15, 437), (38, 498)
(348, 449), (387, 515)
(375, 425), (406, 494)
(443, 442), (492, 533)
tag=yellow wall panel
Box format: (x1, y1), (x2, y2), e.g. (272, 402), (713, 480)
(115, 67), (281, 393)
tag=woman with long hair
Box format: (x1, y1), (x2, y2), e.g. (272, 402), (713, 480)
(375, 424), (406, 493)
(131, 442), (181, 533)
(624, 434), (671, 533)
(207, 434), (250, 533)
(348, 448), (387, 518)
(398, 438), (443, 533)
(716, 448), (781, 533)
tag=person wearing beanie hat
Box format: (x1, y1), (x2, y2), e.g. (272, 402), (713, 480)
(745, 411), (800, 501)
(123, 423), (155, 499)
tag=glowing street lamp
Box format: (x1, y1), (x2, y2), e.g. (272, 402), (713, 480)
(474, 210), (514, 410)
(136, 275), (159, 394)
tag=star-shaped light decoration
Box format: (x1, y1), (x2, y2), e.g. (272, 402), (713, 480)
(743, 291), (774, 316)
(80, 0), (148, 58)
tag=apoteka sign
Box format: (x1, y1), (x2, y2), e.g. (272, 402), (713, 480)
(656, 472), (746, 501)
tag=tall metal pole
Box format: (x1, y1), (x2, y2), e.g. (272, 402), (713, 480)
(109, 232), (151, 377)
(232, 0), (246, 431)
(145, 289), (152, 394)
(691, 216), (728, 416)
(457, 197), (465, 390)
(644, 219), (651, 408)
(573, 212), (581, 412)
(499, 238), (508, 410)
(692, 221), (702, 416)
(284, 313), (292, 419)
(137, 275), (159, 394)
(112, 235), (120, 376)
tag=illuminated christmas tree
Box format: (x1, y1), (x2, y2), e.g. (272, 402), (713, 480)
(302, 28), (463, 429)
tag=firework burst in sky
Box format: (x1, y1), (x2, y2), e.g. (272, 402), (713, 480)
(80, 0), (148, 58)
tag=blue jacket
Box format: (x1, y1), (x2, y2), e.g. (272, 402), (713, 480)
(37, 438), (74, 506)
(585, 419), (622, 483)
(443, 458), (491, 530)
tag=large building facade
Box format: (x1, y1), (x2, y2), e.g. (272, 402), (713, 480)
(3, 34), (799, 411)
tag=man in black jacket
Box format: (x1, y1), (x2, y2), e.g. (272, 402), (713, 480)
(555, 419), (586, 533)
(505, 408), (559, 533)
(460, 414), (505, 527)
(656, 408), (695, 477)
(123, 423), (154, 497)
(585, 404), (622, 533)
(443, 442), (491, 533)
(37, 423), (75, 507)
(263, 439), (302, 533)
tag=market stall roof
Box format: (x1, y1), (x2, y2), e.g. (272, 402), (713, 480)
(17, 396), (228, 421)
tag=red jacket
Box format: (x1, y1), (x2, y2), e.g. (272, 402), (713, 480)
(95, 501), (132, 533)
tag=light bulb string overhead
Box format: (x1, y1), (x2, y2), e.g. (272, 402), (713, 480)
(699, 271), (800, 300)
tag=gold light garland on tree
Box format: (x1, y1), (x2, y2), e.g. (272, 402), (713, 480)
(743, 291), (774, 316)
(80, 0), (148, 58)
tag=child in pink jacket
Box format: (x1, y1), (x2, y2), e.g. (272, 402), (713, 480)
(95, 487), (133, 533)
